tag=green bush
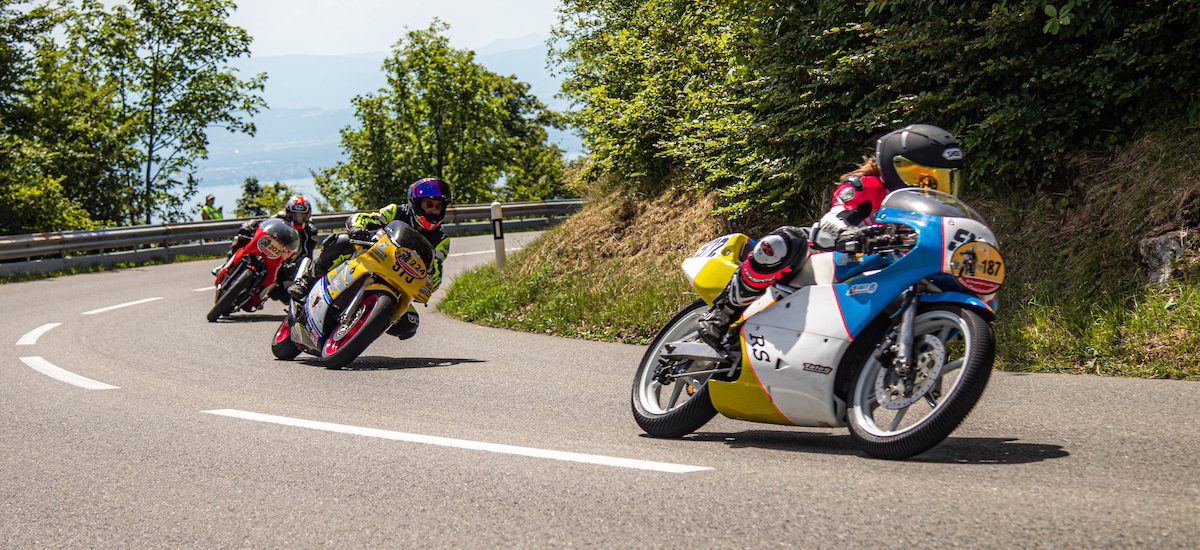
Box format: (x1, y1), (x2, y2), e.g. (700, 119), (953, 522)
(554, 1), (1200, 220)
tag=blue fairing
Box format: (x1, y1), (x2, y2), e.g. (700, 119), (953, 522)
(919, 292), (995, 319)
(821, 190), (1000, 338)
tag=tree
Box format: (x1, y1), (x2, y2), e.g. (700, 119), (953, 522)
(322, 20), (565, 209)
(234, 176), (294, 218)
(65, 0), (266, 224)
(0, 0), (98, 234)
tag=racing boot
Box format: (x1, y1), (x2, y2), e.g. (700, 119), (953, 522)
(696, 290), (746, 354)
(287, 273), (317, 302)
(386, 308), (420, 340)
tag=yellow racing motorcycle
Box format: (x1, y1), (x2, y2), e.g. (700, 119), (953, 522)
(271, 221), (433, 369)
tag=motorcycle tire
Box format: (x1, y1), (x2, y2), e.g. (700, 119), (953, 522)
(271, 318), (302, 360)
(207, 269), (254, 322)
(846, 304), (994, 459)
(631, 299), (718, 438)
(320, 291), (396, 369)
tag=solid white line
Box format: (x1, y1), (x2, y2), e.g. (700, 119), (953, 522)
(19, 356), (119, 390)
(81, 297), (163, 315)
(204, 409), (711, 474)
(17, 323), (62, 346)
(449, 247), (524, 258)
(192, 286), (215, 292)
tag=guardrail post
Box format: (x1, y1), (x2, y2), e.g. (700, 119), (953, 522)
(490, 201), (505, 269)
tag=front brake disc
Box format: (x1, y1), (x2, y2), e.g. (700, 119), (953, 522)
(875, 334), (946, 410)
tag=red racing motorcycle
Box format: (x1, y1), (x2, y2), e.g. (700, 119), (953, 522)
(207, 218), (301, 322)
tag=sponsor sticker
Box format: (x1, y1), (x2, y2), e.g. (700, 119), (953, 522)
(802, 362), (833, 375)
(847, 282), (878, 296)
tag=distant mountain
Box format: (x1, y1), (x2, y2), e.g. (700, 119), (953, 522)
(197, 36), (581, 190)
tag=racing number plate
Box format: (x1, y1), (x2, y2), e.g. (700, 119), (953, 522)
(949, 241), (1005, 295)
(258, 236), (289, 259)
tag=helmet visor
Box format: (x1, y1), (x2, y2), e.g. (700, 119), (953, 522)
(411, 178), (451, 203)
(289, 210), (311, 224)
(894, 156), (961, 196)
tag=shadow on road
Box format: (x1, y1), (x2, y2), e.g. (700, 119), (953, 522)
(217, 313), (286, 323)
(297, 356), (486, 371)
(683, 430), (1068, 464)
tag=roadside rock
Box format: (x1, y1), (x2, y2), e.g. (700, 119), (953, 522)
(1139, 229), (1189, 284)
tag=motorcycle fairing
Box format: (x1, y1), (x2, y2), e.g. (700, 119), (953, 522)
(682, 233), (751, 305)
(709, 284), (853, 427)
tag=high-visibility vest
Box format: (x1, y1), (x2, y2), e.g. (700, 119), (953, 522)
(201, 205), (223, 220)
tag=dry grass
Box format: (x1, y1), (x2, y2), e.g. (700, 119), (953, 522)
(440, 189), (725, 343)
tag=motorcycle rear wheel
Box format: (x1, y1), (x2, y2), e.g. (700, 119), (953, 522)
(847, 304), (994, 459)
(271, 318), (301, 360)
(320, 291), (395, 369)
(631, 299), (718, 438)
(207, 269), (254, 322)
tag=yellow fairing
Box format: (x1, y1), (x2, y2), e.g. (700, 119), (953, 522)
(707, 333), (795, 425)
(681, 233), (750, 305)
(323, 230), (428, 325)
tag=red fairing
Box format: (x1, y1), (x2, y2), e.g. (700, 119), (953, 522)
(212, 224), (296, 309)
(832, 175), (888, 223)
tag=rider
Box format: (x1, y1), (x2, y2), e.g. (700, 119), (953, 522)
(696, 124), (964, 351)
(213, 195), (318, 298)
(288, 177), (453, 340)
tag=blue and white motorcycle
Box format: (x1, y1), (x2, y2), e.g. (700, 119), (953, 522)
(631, 189), (1005, 459)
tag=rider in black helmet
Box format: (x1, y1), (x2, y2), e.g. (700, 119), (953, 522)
(697, 124), (965, 352)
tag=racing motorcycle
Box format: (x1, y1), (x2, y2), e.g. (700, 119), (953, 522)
(207, 218), (301, 322)
(631, 188), (1005, 459)
(270, 220), (433, 369)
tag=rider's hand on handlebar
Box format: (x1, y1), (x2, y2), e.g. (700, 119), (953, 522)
(349, 227), (375, 244)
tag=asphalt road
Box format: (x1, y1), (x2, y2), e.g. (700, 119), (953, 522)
(2, 231), (1197, 547)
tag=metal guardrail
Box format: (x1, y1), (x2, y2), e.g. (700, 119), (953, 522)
(0, 199), (583, 276)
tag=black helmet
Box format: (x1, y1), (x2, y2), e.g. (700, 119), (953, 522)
(876, 124), (964, 195)
(283, 195), (312, 228)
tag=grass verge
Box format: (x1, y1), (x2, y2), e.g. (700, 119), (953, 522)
(441, 190), (723, 344)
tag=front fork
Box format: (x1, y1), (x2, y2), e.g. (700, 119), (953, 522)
(339, 275), (372, 326)
(877, 288), (921, 376)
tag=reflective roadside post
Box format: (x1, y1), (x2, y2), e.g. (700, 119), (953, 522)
(491, 201), (505, 269)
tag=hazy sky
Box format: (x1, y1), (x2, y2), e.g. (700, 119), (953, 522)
(229, 0), (563, 56)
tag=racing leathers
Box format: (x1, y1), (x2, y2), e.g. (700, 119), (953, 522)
(696, 175), (887, 350)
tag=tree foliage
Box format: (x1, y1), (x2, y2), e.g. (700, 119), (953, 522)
(0, 0), (264, 234)
(65, 0), (266, 224)
(234, 176), (295, 218)
(553, 0), (1200, 221)
(320, 21), (567, 209)
(0, 0), (97, 234)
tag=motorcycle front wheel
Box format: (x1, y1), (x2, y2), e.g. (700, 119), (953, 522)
(207, 269), (254, 322)
(271, 318), (301, 360)
(320, 291), (396, 369)
(631, 299), (718, 438)
(847, 304), (994, 459)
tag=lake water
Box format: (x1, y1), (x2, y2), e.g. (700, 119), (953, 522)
(195, 177), (323, 219)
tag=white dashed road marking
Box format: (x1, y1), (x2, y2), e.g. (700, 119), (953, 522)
(449, 247), (523, 258)
(19, 356), (119, 390)
(17, 323), (62, 346)
(81, 297), (163, 315)
(204, 409), (712, 474)
(193, 286), (215, 292)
